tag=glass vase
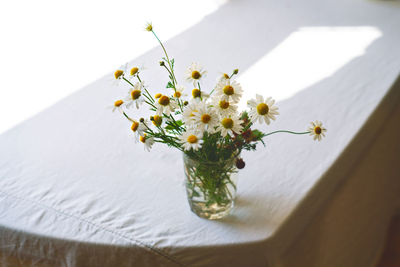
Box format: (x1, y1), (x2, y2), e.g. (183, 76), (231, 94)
(183, 153), (239, 220)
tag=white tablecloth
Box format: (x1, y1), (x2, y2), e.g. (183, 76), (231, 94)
(1, 0), (400, 266)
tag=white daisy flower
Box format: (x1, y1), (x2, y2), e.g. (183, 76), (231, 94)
(144, 22), (153, 32)
(180, 130), (203, 151)
(191, 88), (210, 103)
(214, 78), (243, 103)
(182, 100), (200, 126)
(211, 97), (238, 117)
(131, 120), (147, 142)
(217, 115), (243, 137)
(220, 73), (231, 80)
(247, 94), (279, 125)
(172, 86), (187, 99)
(155, 95), (178, 116)
(186, 63), (207, 86)
(151, 115), (163, 127)
(192, 103), (219, 133)
(308, 120), (327, 141)
(110, 63), (128, 86)
(125, 82), (145, 109)
(110, 99), (124, 113)
(139, 134), (155, 151)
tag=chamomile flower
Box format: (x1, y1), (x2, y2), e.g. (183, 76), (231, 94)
(186, 63), (207, 86)
(144, 22), (153, 32)
(139, 134), (155, 151)
(193, 104), (219, 133)
(214, 78), (243, 103)
(151, 115), (163, 127)
(211, 97), (238, 117)
(172, 86), (187, 99)
(131, 120), (147, 142)
(182, 100), (200, 126)
(217, 115), (243, 137)
(308, 120), (327, 141)
(111, 99), (124, 112)
(111, 63), (128, 86)
(155, 95), (178, 116)
(191, 88), (210, 103)
(247, 94), (279, 125)
(180, 130), (203, 151)
(125, 82), (145, 109)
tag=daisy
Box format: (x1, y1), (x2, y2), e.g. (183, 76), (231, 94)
(131, 120), (147, 142)
(217, 115), (243, 137)
(308, 120), (327, 141)
(182, 100), (200, 126)
(155, 95), (178, 116)
(111, 63), (128, 86)
(125, 82), (145, 109)
(139, 134), (155, 151)
(247, 94), (279, 125)
(191, 88), (210, 102)
(173, 86), (187, 99)
(211, 97), (238, 117)
(144, 22), (153, 32)
(192, 104), (219, 133)
(151, 115), (163, 127)
(214, 78), (243, 103)
(186, 63), (207, 86)
(180, 130), (203, 151)
(111, 99), (124, 112)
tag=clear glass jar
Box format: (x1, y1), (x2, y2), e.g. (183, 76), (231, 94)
(183, 153), (238, 220)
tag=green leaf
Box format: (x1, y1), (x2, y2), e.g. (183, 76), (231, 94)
(166, 81), (174, 88)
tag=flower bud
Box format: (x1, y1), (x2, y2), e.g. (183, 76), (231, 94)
(235, 158), (245, 169)
(233, 69), (239, 75)
(159, 61), (165, 66)
(139, 118), (144, 122)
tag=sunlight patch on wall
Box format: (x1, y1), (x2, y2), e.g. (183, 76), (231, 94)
(238, 27), (382, 106)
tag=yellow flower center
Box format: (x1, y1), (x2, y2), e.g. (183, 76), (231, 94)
(152, 115), (162, 126)
(114, 100), (123, 107)
(223, 85), (234, 96)
(158, 95), (170, 106)
(114, 70), (123, 79)
(314, 126), (322, 135)
(256, 103), (269, 115)
(140, 135), (146, 143)
(187, 135), (198, 144)
(223, 73), (230, 79)
(174, 91), (182, 98)
(221, 118), (234, 129)
(131, 89), (141, 100)
(192, 89), (201, 98)
(131, 121), (139, 132)
(219, 100), (230, 109)
(201, 114), (211, 124)
(155, 93), (162, 99)
(191, 71), (201, 80)
(145, 23), (153, 32)
(130, 67), (139, 76)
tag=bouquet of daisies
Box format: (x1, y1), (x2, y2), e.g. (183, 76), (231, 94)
(111, 23), (326, 169)
(110, 23), (327, 218)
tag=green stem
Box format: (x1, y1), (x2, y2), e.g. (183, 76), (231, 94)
(151, 30), (178, 84)
(122, 111), (134, 122)
(137, 75), (155, 103)
(264, 130), (310, 137)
